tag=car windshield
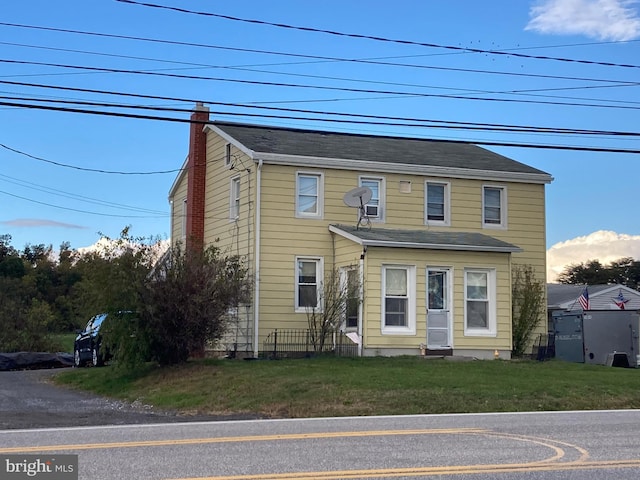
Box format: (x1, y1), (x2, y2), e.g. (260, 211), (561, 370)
(91, 314), (108, 332)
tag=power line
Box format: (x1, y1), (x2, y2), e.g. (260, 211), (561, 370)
(4, 93), (640, 139)
(2, 99), (639, 154)
(0, 189), (168, 218)
(3, 59), (639, 112)
(3, 37), (637, 88)
(0, 143), (181, 175)
(116, 0), (640, 70)
(4, 80), (639, 136)
(0, 172), (168, 214)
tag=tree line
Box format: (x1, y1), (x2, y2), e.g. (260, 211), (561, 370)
(556, 257), (640, 289)
(0, 229), (250, 367)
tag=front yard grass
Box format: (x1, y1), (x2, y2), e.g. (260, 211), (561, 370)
(54, 356), (640, 418)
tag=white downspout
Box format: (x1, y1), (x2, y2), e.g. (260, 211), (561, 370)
(253, 158), (263, 358)
(358, 248), (365, 357)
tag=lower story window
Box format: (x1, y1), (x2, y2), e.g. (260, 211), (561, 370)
(296, 257), (322, 311)
(382, 265), (416, 334)
(464, 268), (496, 336)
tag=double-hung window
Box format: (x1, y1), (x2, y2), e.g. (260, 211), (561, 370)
(230, 176), (240, 219)
(464, 268), (496, 336)
(296, 257), (322, 311)
(381, 265), (416, 334)
(296, 172), (323, 218)
(425, 181), (450, 225)
(359, 176), (384, 221)
(483, 185), (506, 228)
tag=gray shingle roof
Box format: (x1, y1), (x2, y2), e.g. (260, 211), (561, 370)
(330, 224), (522, 253)
(213, 121), (550, 176)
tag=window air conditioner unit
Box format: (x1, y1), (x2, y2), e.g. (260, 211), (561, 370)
(365, 205), (378, 217)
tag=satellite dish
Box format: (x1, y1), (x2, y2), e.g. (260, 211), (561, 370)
(343, 186), (372, 208)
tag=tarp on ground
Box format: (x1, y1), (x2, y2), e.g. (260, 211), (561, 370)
(0, 352), (74, 371)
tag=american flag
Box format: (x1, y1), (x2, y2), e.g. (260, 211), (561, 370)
(578, 287), (590, 310)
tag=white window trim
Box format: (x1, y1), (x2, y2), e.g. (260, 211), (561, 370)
(381, 265), (416, 335)
(295, 171), (324, 219)
(358, 175), (385, 222)
(463, 268), (497, 337)
(482, 184), (507, 229)
(424, 180), (451, 226)
(229, 176), (241, 220)
(295, 256), (324, 313)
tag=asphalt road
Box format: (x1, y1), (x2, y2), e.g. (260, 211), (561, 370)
(2, 410), (640, 479)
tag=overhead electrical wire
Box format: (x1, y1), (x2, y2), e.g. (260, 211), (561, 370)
(0, 172), (168, 214)
(2, 58), (638, 112)
(0, 142), (181, 175)
(4, 79), (640, 129)
(116, 0), (640, 70)
(3, 92), (640, 138)
(0, 189), (167, 218)
(2, 99), (639, 154)
(1, 37), (637, 88)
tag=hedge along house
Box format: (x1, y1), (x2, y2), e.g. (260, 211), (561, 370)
(168, 103), (553, 359)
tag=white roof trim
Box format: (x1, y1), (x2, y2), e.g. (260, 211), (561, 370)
(168, 155), (189, 200)
(329, 225), (522, 253)
(255, 152), (552, 184)
(204, 124), (255, 158)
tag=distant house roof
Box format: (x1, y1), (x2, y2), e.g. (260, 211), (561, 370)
(547, 283), (640, 310)
(207, 121), (553, 183)
(330, 224), (522, 253)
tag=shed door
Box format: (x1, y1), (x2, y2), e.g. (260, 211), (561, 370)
(553, 312), (584, 363)
(427, 268), (451, 349)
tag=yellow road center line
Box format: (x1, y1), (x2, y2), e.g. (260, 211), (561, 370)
(167, 459), (640, 480)
(0, 428), (487, 453)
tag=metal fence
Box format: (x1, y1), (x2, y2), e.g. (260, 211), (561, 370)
(262, 329), (359, 359)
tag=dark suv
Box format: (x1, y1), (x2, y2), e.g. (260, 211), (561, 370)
(74, 313), (110, 367)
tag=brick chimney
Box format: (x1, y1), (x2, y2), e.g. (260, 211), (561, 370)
(186, 102), (209, 250)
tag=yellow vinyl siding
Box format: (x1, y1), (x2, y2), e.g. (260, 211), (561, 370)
(361, 248), (513, 352)
(202, 135), (255, 259)
(169, 173), (188, 245)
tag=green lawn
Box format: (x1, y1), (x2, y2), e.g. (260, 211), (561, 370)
(53, 356), (640, 418)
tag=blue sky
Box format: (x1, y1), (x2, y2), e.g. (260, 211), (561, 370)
(1, 0), (639, 277)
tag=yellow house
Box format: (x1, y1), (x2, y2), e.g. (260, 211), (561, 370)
(169, 103), (553, 359)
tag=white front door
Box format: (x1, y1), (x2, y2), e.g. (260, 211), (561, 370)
(427, 268), (451, 349)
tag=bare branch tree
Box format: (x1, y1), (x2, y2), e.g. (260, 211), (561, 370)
(306, 266), (360, 353)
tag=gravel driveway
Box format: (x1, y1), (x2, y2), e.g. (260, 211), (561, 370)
(0, 368), (251, 430)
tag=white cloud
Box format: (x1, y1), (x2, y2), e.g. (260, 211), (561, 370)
(526, 0), (640, 40)
(547, 230), (640, 281)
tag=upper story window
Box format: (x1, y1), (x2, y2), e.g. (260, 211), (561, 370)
(225, 143), (232, 168)
(425, 181), (450, 226)
(296, 172), (323, 218)
(230, 176), (240, 220)
(483, 185), (507, 228)
(381, 265), (416, 335)
(295, 257), (323, 311)
(359, 176), (384, 221)
(464, 268), (496, 336)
